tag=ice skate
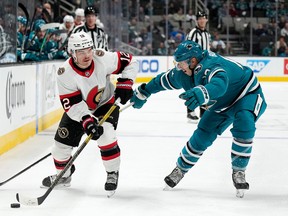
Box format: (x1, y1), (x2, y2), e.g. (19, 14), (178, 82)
(232, 170), (249, 198)
(105, 171), (119, 198)
(164, 166), (185, 190)
(187, 111), (199, 124)
(41, 165), (75, 188)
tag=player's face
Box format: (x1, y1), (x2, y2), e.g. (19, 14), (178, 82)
(176, 58), (198, 76)
(75, 47), (93, 68)
(176, 60), (193, 76)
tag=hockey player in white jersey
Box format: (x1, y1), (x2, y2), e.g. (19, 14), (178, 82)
(41, 32), (138, 197)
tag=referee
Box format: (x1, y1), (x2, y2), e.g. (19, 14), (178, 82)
(185, 11), (211, 123)
(72, 6), (108, 51)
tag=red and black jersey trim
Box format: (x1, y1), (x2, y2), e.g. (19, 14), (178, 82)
(59, 90), (82, 112)
(69, 58), (95, 77)
(112, 51), (132, 75)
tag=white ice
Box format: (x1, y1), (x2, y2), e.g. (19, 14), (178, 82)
(0, 82), (288, 216)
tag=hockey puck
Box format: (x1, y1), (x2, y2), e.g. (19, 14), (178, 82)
(10, 203), (20, 208)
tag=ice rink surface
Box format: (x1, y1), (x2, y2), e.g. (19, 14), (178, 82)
(0, 82), (288, 216)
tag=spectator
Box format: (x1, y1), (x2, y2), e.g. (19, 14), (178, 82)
(254, 23), (268, 37)
(276, 36), (287, 56)
(229, 3), (238, 17)
(173, 7), (185, 28)
(235, 0), (249, 17)
(211, 32), (226, 55)
(156, 42), (168, 55)
(280, 21), (288, 38)
(217, 3), (228, 29)
(43, 2), (53, 22)
(261, 42), (274, 56)
(158, 15), (174, 36)
(186, 9), (197, 28)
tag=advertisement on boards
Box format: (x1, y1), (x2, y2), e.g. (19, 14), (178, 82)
(0, 65), (36, 136)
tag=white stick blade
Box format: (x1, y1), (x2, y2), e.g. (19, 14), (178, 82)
(41, 23), (60, 31)
(16, 193), (39, 206)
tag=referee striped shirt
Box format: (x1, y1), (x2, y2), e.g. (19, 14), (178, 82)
(186, 27), (211, 50)
(72, 23), (108, 51)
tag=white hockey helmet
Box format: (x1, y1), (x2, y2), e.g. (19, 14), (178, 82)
(67, 31), (94, 56)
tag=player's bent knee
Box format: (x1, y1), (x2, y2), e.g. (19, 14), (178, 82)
(97, 122), (117, 147)
(231, 110), (256, 139)
(51, 141), (73, 161)
(189, 128), (217, 152)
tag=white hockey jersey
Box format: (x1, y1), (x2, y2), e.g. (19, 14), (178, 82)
(57, 49), (138, 122)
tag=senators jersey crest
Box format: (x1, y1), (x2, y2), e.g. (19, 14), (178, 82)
(86, 86), (105, 110)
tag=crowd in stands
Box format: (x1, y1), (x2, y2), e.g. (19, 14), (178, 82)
(11, 0), (288, 62)
(126, 0), (288, 56)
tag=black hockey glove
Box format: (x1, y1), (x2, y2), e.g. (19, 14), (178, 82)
(115, 78), (134, 105)
(81, 115), (104, 140)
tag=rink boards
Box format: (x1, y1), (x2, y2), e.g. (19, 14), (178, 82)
(0, 56), (287, 155)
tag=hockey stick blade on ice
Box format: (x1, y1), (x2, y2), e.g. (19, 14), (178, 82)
(0, 153), (51, 186)
(16, 99), (120, 206)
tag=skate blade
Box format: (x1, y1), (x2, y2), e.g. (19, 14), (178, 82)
(107, 190), (116, 198)
(236, 189), (245, 198)
(163, 184), (173, 191)
(187, 119), (198, 124)
(40, 183), (71, 189)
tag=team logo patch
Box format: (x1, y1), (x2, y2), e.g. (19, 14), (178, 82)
(57, 67), (65, 75)
(95, 50), (105, 57)
(194, 64), (202, 75)
(58, 127), (69, 138)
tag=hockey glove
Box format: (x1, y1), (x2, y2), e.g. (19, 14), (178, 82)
(179, 85), (209, 111)
(81, 115), (104, 140)
(115, 78), (134, 105)
(130, 83), (151, 109)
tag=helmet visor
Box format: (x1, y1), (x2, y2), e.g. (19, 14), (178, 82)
(174, 60), (189, 71)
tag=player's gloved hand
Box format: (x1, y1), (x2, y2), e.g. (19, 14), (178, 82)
(130, 83), (151, 109)
(179, 85), (209, 111)
(115, 78), (134, 105)
(81, 115), (104, 140)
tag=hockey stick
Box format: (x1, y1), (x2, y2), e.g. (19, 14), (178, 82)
(119, 102), (134, 112)
(40, 23), (61, 31)
(0, 153), (51, 186)
(16, 98), (120, 206)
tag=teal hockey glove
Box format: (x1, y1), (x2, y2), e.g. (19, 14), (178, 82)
(179, 85), (209, 111)
(130, 83), (151, 109)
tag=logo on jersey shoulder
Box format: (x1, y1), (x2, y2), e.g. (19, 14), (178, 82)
(57, 67), (65, 75)
(95, 50), (105, 57)
(58, 127), (69, 138)
(194, 64), (202, 75)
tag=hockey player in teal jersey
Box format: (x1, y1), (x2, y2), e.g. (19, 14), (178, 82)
(130, 40), (267, 198)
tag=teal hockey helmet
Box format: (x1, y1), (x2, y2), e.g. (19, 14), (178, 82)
(173, 40), (203, 64)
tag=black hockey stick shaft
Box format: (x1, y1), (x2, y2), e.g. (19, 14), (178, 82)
(0, 153), (51, 186)
(16, 99), (120, 206)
